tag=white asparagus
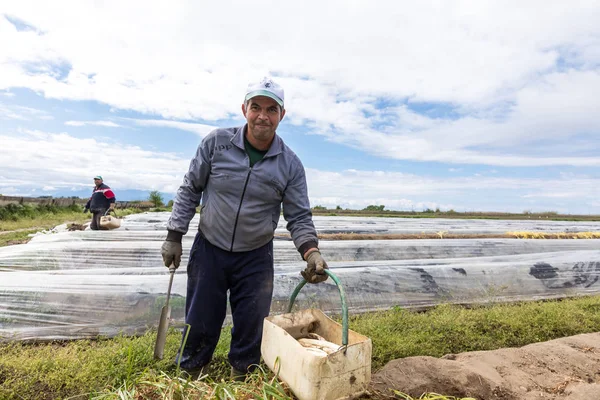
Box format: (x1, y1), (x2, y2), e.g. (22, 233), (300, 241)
(298, 338), (341, 354)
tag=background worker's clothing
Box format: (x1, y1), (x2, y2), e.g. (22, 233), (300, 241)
(177, 232), (274, 372)
(167, 125), (318, 255)
(89, 208), (108, 230)
(85, 183), (116, 211)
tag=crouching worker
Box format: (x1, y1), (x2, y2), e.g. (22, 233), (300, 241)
(161, 77), (329, 380)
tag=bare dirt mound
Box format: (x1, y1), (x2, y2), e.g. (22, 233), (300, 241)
(371, 332), (600, 399)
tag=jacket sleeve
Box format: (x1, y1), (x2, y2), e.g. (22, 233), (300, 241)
(166, 134), (214, 235)
(85, 188), (94, 209)
(103, 186), (116, 203)
(282, 157), (318, 258)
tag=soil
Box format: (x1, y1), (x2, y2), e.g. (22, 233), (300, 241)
(370, 332), (600, 399)
(67, 223), (87, 231)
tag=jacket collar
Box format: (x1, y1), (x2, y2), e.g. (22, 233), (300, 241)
(231, 124), (283, 157)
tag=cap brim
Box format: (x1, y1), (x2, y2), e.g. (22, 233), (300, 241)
(245, 90), (284, 107)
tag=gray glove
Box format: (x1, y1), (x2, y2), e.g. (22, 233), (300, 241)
(161, 240), (182, 269)
(301, 250), (329, 284)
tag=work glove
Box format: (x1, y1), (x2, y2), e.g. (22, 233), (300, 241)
(83, 207), (89, 213)
(301, 250), (329, 284)
(161, 240), (182, 269)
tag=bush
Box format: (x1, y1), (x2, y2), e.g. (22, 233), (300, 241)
(0, 204), (37, 221)
(148, 191), (164, 207)
(363, 205), (385, 211)
(0, 203), (84, 222)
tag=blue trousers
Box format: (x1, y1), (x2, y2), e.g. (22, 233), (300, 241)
(177, 232), (274, 372)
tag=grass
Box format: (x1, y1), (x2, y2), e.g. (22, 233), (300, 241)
(352, 297), (600, 370)
(0, 206), (144, 247)
(1, 211), (598, 399)
(311, 209), (600, 222)
(0, 210), (89, 232)
(91, 368), (293, 400)
(1, 295), (599, 399)
(0, 229), (39, 247)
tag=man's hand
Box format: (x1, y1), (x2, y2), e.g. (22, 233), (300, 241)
(83, 207), (89, 213)
(301, 250), (329, 284)
(161, 240), (182, 269)
(109, 203), (116, 210)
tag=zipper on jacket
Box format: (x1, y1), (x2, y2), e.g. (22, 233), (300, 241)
(230, 169), (252, 251)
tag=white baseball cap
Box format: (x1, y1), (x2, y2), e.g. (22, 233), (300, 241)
(244, 77), (284, 108)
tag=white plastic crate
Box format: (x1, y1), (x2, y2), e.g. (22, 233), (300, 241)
(262, 307), (372, 400)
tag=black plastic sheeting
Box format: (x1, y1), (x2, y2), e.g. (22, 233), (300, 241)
(1, 213), (599, 341)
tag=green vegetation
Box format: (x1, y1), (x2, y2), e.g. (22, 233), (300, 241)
(309, 206), (600, 221)
(2, 209), (599, 398)
(0, 204), (92, 237)
(0, 229), (38, 247)
(0, 203), (144, 246)
(0, 203), (83, 223)
(148, 190), (164, 208)
(363, 204), (386, 211)
(1, 295), (599, 399)
(351, 297), (600, 370)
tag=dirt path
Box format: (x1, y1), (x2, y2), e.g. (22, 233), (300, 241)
(371, 332), (600, 399)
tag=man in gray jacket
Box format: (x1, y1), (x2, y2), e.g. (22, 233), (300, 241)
(161, 77), (328, 379)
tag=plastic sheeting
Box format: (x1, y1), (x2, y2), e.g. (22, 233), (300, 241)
(1, 213), (600, 341)
(106, 213), (600, 235)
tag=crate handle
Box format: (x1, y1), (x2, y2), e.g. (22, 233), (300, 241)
(286, 270), (348, 347)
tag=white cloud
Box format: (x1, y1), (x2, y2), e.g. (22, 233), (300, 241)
(1, 130), (599, 213)
(65, 120), (121, 127)
(522, 193), (575, 199)
(305, 168), (600, 213)
(127, 118), (216, 137)
(0, 129), (189, 194)
(0, 1), (599, 166)
(0, 187), (27, 196)
(0, 104), (26, 120)
(0, 103), (52, 120)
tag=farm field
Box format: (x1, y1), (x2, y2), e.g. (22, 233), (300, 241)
(1, 212), (599, 399)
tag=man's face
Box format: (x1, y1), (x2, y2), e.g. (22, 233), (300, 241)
(242, 96), (286, 145)
(94, 178), (102, 186)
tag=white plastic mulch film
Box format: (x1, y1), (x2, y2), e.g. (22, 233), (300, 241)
(1, 213), (600, 341)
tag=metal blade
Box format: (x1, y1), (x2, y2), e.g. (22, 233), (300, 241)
(153, 304), (172, 359)
(153, 267), (176, 360)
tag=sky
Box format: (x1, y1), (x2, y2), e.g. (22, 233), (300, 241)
(1, 1), (600, 214)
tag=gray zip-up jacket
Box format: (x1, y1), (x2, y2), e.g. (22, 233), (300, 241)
(167, 125), (318, 255)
